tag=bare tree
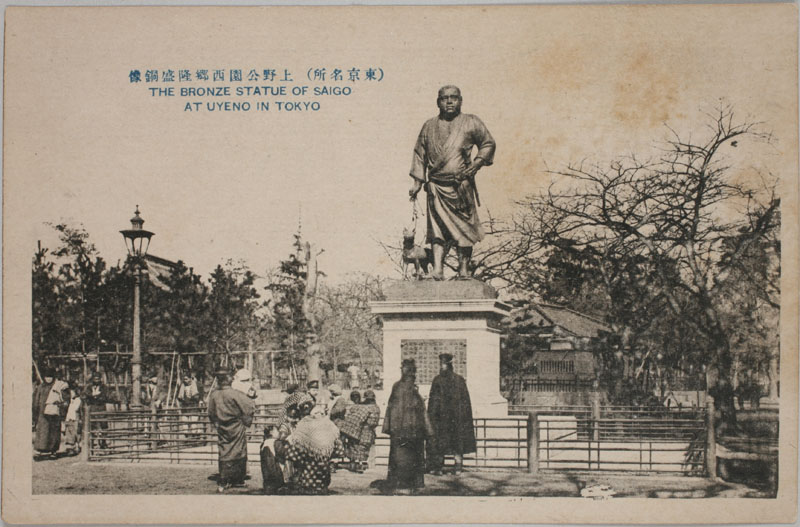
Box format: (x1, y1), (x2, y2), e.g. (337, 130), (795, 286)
(313, 273), (385, 377)
(520, 106), (778, 431)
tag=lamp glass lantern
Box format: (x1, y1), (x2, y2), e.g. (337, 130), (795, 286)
(120, 206), (154, 259)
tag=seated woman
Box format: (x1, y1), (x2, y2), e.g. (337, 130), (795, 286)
(260, 425), (284, 495)
(339, 390), (381, 473)
(274, 393), (313, 490)
(281, 403), (344, 495)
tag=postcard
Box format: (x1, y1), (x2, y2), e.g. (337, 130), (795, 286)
(3, 4), (797, 524)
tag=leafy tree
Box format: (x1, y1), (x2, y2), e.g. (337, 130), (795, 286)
(97, 264), (133, 355)
(141, 260), (210, 355)
(266, 235), (315, 381)
(206, 261), (264, 367)
(49, 223), (109, 355)
(32, 241), (62, 359)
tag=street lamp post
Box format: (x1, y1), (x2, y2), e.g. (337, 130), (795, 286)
(121, 206), (154, 408)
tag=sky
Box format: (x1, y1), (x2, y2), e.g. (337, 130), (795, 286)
(6, 5), (797, 286)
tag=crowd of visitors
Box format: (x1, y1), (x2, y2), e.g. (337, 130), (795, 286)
(32, 353), (475, 496)
(254, 352), (473, 495)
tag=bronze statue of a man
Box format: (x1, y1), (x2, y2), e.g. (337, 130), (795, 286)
(408, 86), (496, 280)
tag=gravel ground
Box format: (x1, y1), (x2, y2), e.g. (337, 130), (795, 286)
(32, 454), (770, 498)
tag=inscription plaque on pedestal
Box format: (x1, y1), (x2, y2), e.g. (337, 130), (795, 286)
(371, 279), (512, 416)
(401, 339), (466, 384)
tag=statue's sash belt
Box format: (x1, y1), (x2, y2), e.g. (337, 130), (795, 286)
(428, 172), (461, 187)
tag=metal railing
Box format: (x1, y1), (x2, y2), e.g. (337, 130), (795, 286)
(532, 414), (706, 474)
(85, 405), (281, 463)
(372, 416), (529, 470)
(85, 403), (710, 476)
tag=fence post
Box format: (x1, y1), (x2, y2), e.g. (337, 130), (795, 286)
(527, 412), (539, 474)
(151, 406), (158, 450)
(706, 396), (717, 479)
(591, 389), (601, 441)
(79, 405), (91, 461)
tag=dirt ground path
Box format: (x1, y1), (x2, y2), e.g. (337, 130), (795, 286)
(32, 455), (769, 498)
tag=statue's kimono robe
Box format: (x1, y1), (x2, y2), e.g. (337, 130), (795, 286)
(410, 112), (496, 247)
(208, 386), (255, 486)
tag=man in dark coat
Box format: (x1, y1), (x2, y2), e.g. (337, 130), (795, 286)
(382, 359), (431, 494)
(207, 368), (255, 493)
(84, 371), (113, 411)
(83, 371), (114, 450)
(427, 353), (476, 475)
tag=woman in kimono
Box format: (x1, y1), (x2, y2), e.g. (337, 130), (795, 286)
(340, 389), (381, 472)
(382, 359), (432, 494)
(280, 401), (344, 495)
(32, 368), (68, 459)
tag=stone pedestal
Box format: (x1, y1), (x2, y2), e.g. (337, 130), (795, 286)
(370, 279), (512, 417)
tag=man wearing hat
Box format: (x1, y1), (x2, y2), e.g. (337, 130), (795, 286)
(382, 359), (431, 494)
(207, 368), (256, 493)
(427, 353), (476, 475)
(83, 371), (114, 450)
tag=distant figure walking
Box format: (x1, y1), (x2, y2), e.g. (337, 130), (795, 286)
(426, 353), (476, 475)
(347, 364), (361, 390)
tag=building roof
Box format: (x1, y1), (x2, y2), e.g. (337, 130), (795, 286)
(532, 304), (611, 338)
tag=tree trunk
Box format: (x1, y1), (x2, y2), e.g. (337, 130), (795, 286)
(710, 346), (738, 435)
(699, 298), (738, 434)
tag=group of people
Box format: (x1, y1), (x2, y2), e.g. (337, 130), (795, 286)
(32, 369), (114, 459)
(383, 353), (476, 494)
(35, 352), (476, 497)
(257, 380), (382, 494)
(328, 385), (381, 473)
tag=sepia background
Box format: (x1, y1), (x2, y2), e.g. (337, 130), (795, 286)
(4, 4), (798, 524)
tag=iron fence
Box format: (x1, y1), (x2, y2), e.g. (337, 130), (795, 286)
(86, 405), (281, 463)
(534, 414), (706, 474)
(372, 417), (529, 470)
(85, 403), (708, 475)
